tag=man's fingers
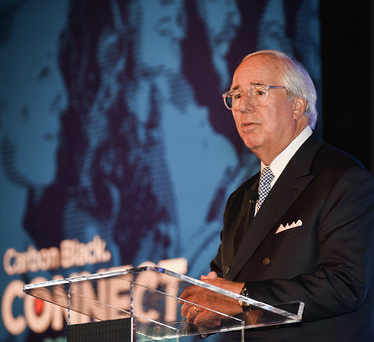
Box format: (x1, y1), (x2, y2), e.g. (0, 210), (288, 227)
(206, 271), (218, 279)
(181, 302), (192, 317)
(194, 310), (222, 327)
(185, 305), (201, 323)
(179, 285), (198, 301)
(201, 271), (218, 280)
(178, 289), (189, 301)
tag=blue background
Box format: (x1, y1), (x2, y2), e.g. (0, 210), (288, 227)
(0, 0), (322, 340)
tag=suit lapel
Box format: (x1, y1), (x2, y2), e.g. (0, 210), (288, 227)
(228, 134), (322, 280)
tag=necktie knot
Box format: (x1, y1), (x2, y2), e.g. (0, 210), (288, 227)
(256, 166), (274, 215)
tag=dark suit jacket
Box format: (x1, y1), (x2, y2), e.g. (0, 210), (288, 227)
(211, 133), (374, 341)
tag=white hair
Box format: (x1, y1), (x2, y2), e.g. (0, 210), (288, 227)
(243, 50), (318, 129)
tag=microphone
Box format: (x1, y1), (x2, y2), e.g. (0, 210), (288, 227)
(249, 189), (259, 204)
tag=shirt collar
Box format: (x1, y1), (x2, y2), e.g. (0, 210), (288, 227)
(261, 126), (313, 185)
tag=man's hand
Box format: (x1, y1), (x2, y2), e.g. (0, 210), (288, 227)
(200, 271), (218, 280)
(179, 273), (244, 327)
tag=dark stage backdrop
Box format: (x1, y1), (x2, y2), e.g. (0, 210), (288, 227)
(320, 1), (373, 172)
(0, 0), (320, 341)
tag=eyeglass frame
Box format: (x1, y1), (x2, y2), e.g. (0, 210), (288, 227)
(222, 83), (287, 110)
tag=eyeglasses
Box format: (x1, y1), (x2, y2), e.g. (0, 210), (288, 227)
(222, 83), (286, 110)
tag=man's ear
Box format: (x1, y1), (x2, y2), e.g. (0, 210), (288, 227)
(293, 97), (307, 120)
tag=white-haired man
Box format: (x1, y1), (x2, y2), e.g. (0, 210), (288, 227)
(180, 50), (374, 341)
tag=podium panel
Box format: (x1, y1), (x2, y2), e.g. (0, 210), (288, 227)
(24, 266), (304, 341)
(67, 318), (132, 342)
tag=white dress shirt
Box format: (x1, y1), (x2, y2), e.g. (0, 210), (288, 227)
(261, 126), (313, 189)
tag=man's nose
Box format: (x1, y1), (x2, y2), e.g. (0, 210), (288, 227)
(236, 92), (255, 113)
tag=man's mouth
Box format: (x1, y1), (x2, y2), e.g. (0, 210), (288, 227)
(243, 122), (255, 127)
(241, 122), (258, 131)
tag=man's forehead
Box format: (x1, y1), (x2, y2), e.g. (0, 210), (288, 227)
(231, 55), (283, 88)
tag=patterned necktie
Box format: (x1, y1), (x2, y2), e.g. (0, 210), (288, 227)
(255, 166), (274, 215)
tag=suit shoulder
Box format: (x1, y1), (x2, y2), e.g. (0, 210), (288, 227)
(314, 142), (367, 174)
(310, 142), (374, 195)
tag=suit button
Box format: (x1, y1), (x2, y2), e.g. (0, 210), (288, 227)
(262, 257), (271, 266)
(224, 265), (230, 275)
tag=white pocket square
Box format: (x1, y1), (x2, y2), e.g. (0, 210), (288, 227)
(276, 219), (303, 234)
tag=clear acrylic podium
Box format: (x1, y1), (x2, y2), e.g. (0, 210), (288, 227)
(23, 266), (304, 341)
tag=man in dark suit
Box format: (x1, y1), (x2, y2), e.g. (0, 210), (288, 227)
(180, 50), (374, 341)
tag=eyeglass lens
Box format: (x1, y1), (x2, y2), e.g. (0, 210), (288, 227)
(223, 85), (269, 109)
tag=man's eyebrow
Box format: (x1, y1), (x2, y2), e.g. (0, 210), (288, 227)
(230, 85), (240, 91)
(251, 82), (266, 86)
(230, 82), (266, 91)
